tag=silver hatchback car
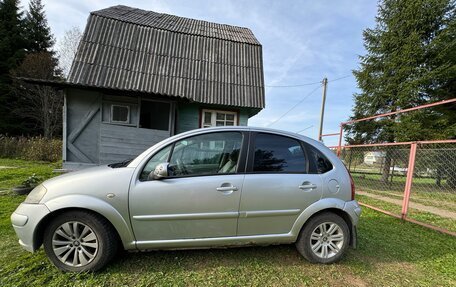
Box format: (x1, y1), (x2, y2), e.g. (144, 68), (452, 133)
(11, 127), (361, 272)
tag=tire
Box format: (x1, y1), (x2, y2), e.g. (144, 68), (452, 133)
(295, 212), (350, 264)
(43, 210), (118, 272)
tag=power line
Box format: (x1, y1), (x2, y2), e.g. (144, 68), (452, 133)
(265, 74), (352, 88)
(296, 125), (314, 134)
(327, 74), (351, 82)
(265, 80), (322, 88)
(266, 84), (323, 127)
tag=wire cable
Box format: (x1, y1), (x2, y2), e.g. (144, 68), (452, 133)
(265, 80), (322, 88)
(266, 84), (323, 127)
(327, 74), (351, 82)
(296, 125), (314, 134)
(265, 74), (352, 88)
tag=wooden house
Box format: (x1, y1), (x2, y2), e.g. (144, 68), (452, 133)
(60, 5), (265, 169)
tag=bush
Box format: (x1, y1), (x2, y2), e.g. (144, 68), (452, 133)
(0, 135), (61, 162)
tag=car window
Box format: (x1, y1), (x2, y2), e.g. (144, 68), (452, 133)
(305, 143), (333, 174)
(140, 145), (172, 181)
(253, 133), (307, 173)
(169, 132), (243, 177)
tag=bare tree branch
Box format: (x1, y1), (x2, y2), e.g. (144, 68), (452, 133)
(57, 26), (82, 78)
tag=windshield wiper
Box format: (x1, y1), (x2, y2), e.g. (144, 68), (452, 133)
(108, 158), (133, 168)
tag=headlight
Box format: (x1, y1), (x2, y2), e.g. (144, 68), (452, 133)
(24, 184), (47, 204)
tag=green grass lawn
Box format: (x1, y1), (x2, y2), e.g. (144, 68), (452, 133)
(0, 159), (455, 286)
(0, 158), (61, 191)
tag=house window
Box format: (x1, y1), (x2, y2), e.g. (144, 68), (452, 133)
(111, 105), (130, 123)
(201, 109), (238, 128)
(140, 100), (171, 131)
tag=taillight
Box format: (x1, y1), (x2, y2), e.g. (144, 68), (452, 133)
(344, 165), (356, 200)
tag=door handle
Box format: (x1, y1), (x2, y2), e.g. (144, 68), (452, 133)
(299, 183), (317, 191)
(216, 186), (238, 192)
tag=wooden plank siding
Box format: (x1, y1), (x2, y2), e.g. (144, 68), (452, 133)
(99, 123), (170, 164)
(65, 89), (101, 164)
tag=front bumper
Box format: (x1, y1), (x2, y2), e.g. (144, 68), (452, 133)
(11, 203), (50, 252)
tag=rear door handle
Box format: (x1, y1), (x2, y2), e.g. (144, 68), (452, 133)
(299, 182), (317, 191)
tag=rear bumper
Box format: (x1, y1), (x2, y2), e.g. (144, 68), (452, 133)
(343, 200), (361, 249)
(11, 203), (50, 252)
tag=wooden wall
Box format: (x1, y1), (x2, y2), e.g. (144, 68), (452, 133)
(65, 88), (101, 164)
(99, 124), (169, 164)
(64, 88), (254, 169)
(64, 88), (172, 168)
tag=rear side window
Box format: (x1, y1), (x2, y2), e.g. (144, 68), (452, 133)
(253, 133), (307, 173)
(305, 143), (333, 174)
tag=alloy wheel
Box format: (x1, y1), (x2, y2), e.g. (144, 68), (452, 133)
(309, 221), (344, 259)
(51, 221), (99, 267)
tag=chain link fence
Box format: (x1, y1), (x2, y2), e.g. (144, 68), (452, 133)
(336, 141), (456, 234)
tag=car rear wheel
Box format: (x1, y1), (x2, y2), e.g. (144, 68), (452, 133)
(295, 212), (350, 264)
(43, 210), (118, 272)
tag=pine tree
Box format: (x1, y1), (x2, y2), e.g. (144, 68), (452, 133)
(347, 0), (455, 184)
(346, 0), (455, 144)
(24, 0), (53, 52)
(0, 0), (27, 134)
(23, 0), (60, 74)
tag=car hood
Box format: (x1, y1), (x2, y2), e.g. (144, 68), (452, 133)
(40, 165), (135, 202)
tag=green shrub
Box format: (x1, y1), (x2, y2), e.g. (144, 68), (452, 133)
(0, 135), (61, 162)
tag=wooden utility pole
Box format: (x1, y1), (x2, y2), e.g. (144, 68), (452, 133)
(318, 77), (328, 141)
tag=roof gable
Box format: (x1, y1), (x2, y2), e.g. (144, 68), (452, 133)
(67, 5), (265, 109)
(92, 5), (261, 45)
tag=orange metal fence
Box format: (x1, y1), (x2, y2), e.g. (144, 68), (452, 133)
(323, 98), (456, 236)
(331, 141), (456, 236)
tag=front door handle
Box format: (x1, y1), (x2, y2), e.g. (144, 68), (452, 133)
(299, 182), (317, 191)
(216, 186), (238, 192)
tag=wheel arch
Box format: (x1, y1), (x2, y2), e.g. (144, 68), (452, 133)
(291, 198), (356, 247)
(34, 195), (136, 251)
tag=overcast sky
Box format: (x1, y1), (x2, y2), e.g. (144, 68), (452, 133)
(21, 0), (378, 146)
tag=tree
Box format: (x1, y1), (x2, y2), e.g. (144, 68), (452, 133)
(346, 0), (455, 183)
(11, 52), (62, 138)
(24, 0), (53, 52)
(23, 0), (60, 74)
(7, 0), (63, 138)
(57, 26), (82, 78)
(0, 0), (27, 134)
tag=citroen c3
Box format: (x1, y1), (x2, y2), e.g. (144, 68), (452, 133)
(11, 126), (361, 272)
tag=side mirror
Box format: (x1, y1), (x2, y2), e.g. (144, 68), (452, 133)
(148, 163), (169, 180)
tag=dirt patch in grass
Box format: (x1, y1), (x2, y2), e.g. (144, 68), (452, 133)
(358, 191), (456, 219)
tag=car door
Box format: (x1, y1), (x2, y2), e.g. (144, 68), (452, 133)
(237, 132), (323, 236)
(129, 131), (247, 245)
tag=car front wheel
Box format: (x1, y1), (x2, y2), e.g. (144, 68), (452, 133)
(295, 212), (350, 264)
(43, 210), (118, 272)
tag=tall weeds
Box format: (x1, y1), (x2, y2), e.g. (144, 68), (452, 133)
(0, 136), (61, 162)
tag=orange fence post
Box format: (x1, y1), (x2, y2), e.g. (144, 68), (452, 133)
(401, 143), (417, 220)
(336, 124), (344, 157)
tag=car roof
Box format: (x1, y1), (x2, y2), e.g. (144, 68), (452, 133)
(177, 126), (308, 140)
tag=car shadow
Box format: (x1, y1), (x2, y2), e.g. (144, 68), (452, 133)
(106, 211), (454, 274)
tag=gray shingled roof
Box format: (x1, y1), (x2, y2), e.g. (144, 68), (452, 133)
(68, 5), (265, 109)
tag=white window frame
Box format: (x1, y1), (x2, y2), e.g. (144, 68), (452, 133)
(111, 104), (130, 124)
(201, 109), (238, 128)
